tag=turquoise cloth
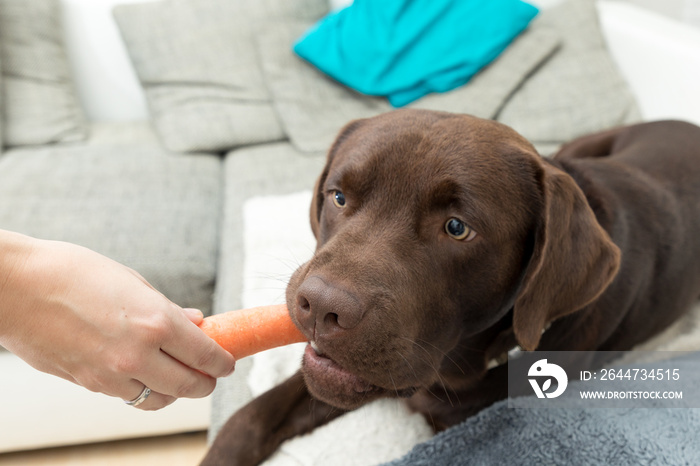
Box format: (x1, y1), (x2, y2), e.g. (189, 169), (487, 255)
(294, 0), (539, 107)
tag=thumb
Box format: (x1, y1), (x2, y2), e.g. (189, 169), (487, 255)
(183, 308), (205, 326)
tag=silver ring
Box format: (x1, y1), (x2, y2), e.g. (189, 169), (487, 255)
(124, 385), (151, 407)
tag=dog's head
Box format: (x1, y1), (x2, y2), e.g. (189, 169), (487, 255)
(287, 109), (620, 410)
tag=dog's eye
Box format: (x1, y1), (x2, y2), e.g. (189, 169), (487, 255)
(332, 190), (346, 208)
(445, 218), (476, 241)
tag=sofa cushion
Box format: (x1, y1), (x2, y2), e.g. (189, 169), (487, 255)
(0, 0), (88, 147)
(256, 21), (391, 154)
(0, 130), (221, 313)
(496, 0), (641, 146)
(84, 121), (163, 148)
(256, 0), (638, 156)
(113, 0), (328, 154)
(256, 20), (560, 153)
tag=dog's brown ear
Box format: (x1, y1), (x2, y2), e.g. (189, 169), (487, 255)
(309, 119), (366, 239)
(513, 163), (621, 351)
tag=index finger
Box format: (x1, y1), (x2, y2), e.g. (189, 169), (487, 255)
(160, 310), (236, 379)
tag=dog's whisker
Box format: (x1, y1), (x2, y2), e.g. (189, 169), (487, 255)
(410, 337), (468, 376)
(388, 372), (401, 399)
(400, 338), (454, 407)
(278, 244), (314, 270)
(422, 385), (448, 404)
(431, 368), (454, 407)
(394, 350), (421, 389)
(251, 270), (292, 282)
(244, 283), (286, 292)
(400, 335), (466, 389)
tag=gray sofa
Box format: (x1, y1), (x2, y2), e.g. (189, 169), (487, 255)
(0, 0), (644, 454)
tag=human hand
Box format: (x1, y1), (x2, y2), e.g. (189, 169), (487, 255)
(0, 232), (236, 410)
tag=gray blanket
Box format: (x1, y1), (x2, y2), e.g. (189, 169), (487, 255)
(383, 353), (700, 466)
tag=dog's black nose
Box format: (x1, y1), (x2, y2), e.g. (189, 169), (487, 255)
(295, 275), (364, 337)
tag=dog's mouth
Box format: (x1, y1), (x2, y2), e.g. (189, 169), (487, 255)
(305, 343), (377, 393)
(302, 341), (417, 409)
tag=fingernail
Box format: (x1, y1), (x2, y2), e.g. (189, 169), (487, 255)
(226, 360), (236, 377)
(184, 308), (204, 322)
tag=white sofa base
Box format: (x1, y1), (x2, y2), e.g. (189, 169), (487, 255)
(0, 351), (210, 453)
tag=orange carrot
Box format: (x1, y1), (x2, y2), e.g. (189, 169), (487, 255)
(199, 304), (307, 360)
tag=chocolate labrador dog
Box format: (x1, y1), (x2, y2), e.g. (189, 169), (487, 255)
(203, 110), (700, 465)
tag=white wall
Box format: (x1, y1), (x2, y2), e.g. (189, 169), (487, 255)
(60, 0), (161, 122)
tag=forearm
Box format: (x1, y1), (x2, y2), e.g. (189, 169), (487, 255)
(0, 230), (41, 341)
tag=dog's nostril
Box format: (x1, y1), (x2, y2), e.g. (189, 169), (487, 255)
(324, 312), (339, 328)
(297, 295), (311, 313)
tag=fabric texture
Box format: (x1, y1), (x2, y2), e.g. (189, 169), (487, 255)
(383, 353), (700, 466)
(257, 20), (560, 153)
(113, 0), (327, 153)
(497, 0), (641, 146)
(84, 121), (162, 147)
(293, 0), (539, 107)
(0, 0), (88, 147)
(0, 123), (222, 313)
(257, 0), (638, 156)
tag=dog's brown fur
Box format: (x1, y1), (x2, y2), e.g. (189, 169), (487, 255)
(203, 110), (700, 465)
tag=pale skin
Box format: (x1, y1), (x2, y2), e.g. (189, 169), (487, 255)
(0, 230), (236, 410)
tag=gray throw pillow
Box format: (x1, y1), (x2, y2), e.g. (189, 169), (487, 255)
(0, 0), (88, 147)
(257, 0), (639, 156)
(113, 0), (328, 153)
(256, 20), (560, 153)
(496, 0), (641, 146)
